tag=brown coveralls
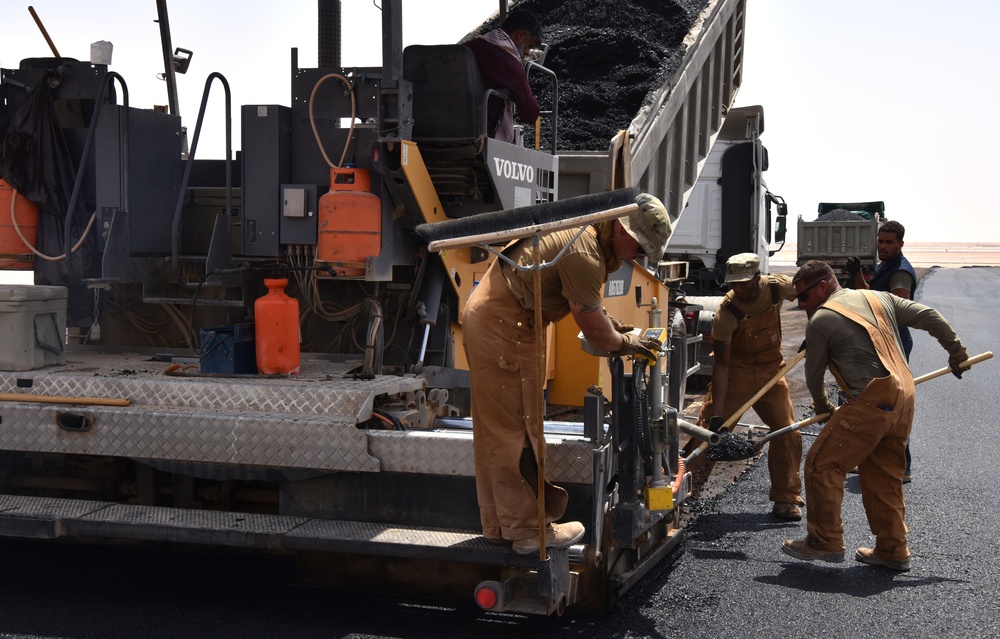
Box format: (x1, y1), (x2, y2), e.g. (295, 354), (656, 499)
(461, 259), (570, 541)
(698, 285), (803, 505)
(805, 291), (915, 560)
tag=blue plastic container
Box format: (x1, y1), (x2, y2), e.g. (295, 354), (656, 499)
(199, 321), (257, 374)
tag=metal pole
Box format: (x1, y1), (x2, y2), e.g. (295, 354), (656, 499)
(533, 236), (546, 560)
(155, 0), (181, 116)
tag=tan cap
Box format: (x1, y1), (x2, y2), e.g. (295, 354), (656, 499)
(724, 253), (761, 283)
(620, 193), (674, 261)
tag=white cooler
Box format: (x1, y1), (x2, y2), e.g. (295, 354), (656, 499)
(0, 284), (68, 371)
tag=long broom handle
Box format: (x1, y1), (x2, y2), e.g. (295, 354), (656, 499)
(721, 348), (805, 430)
(755, 351), (993, 449)
(28, 6), (61, 58)
(427, 204), (638, 252)
(533, 240), (547, 560)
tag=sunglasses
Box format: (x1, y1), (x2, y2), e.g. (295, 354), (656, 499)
(796, 279), (824, 303)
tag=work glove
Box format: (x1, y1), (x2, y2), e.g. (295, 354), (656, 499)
(812, 399), (837, 424)
(604, 307), (634, 334)
(613, 331), (660, 361)
(948, 344), (970, 379)
(845, 256), (861, 276)
(707, 415), (724, 433)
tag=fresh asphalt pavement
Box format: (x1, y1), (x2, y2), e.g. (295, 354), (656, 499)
(0, 267), (995, 638)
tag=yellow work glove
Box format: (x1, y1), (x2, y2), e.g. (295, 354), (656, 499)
(613, 331), (660, 361)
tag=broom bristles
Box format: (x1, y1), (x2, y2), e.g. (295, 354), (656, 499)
(414, 187), (641, 244)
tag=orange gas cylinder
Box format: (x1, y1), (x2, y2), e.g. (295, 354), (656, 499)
(0, 179), (39, 270)
(316, 167), (381, 277)
(254, 278), (301, 375)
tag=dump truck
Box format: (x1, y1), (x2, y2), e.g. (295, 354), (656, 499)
(0, 0), (755, 614)
(661, 105), (788, 382)
(797, 201), (884, 284)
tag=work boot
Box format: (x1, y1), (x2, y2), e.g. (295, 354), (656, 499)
(512, 521), (585, 555)
(855, 547), (911, 572)
(772, 502), (802, 521)
(781, 538), (845, 563)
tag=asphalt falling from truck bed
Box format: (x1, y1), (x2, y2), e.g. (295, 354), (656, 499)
(468, 0), (712, 150)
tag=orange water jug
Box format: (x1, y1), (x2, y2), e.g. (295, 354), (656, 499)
(0, 179), (39, 270)
(254, 278), (300, 375)
(316, 167), (381, 277)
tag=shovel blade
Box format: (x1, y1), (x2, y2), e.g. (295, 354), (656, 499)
(705, 430), (758, 462)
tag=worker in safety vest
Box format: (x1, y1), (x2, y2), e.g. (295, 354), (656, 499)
(782, 260), (969, 572)
(847, 220), (918, 482)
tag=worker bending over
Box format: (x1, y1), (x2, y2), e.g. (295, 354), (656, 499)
(782, 260), (969, 571)
(462, 194), (673, 555)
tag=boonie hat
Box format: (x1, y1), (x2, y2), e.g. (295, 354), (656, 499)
(725, 253), (761, 283)
(620, 193), (675, 261)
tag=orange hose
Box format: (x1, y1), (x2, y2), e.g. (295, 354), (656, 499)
(671, 457), (685, 496)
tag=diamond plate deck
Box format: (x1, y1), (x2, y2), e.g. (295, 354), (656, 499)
(0, 352), (598, 482)
(0, 352), (424, 471)
(367, 430), (595, 484)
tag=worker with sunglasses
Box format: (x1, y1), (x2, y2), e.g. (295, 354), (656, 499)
(694, 253), (805, 521)
(782, 260), (969, 571)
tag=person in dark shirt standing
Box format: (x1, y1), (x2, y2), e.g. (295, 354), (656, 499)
(846, 220), (917, 481)
(464, 9), (542, 143)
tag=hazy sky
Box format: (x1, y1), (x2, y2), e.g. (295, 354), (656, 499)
(2, 0), (997, 244)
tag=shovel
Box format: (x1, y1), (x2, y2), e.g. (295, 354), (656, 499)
(708, 350), (993, 462)
(701, 347), (805, 462)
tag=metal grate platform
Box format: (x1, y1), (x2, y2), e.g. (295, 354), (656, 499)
(0, 494), (544, 566)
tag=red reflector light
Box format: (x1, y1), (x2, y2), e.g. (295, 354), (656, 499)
(475, 585), (498, 609)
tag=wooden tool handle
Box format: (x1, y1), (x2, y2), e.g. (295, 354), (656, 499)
(28, 6), (61, 58)
(912, 351), (993, 385)
(721, 348), (806, 430)
(0, 393), (130, 407)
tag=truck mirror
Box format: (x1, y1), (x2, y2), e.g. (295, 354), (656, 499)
(774, 215), (786, 244)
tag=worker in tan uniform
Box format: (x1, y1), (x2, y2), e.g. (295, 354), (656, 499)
(782, 260), (969, 571)
(697, 253), (804, 521)
(461, 194), (674, 555)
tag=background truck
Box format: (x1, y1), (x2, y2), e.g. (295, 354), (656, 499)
(0, 0), (764, 614)
(797, 201), (884, 284)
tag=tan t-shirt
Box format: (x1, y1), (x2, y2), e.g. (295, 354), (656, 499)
(501, 227), (607, 323)
(711, 273), (797, 342)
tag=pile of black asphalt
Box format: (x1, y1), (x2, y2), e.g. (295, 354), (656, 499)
(466, 0), (712, 150)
